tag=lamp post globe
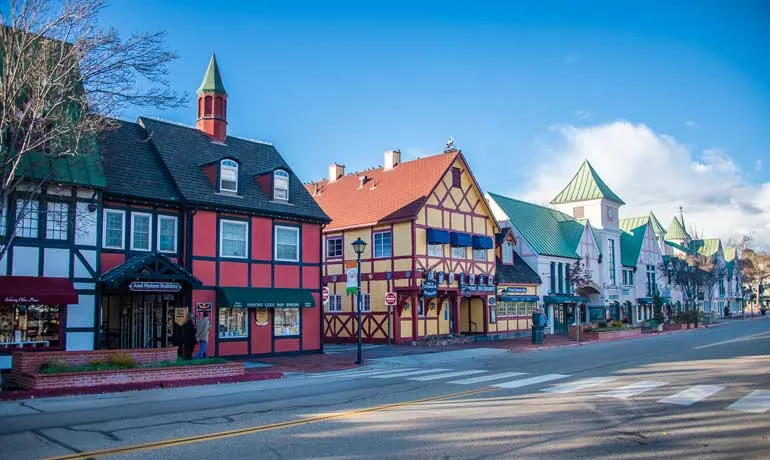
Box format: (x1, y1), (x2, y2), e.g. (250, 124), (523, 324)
(351, 238), (367, 364)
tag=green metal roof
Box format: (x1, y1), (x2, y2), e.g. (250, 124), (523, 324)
(724, 247), (737, 262)
(664, 240), (691, 254)
(488, 192), (582, 259)
(16, 148), (106, 188)
(692, 238), (721, 258)
(619, 216), (648, 233)
(197, 54), (227, 95)
(620, 222), (647, 267)
(550, 160), (625, 205)
(666, 216), (690, 241)
(648, 212), (666, 235)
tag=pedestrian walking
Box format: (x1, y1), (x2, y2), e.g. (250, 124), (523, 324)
(173, 312), (197, 360)
(194, 311), (210, 359)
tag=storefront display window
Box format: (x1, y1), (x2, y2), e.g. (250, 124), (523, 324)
(0, 304), (60, 347)
(274, 308), (300, 336)
(218, 307), (248, 338)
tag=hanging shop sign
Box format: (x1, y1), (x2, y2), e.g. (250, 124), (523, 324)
(255, 308), (269, 326)
(174, 307), (188, 326)
(422, 280), (438, 298)
(195, 302), (212, 320)
(129, 281), (182, 293)
(346, 261), (358, 295)
(438, 271), (445, 284)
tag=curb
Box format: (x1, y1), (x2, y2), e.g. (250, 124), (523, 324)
(0, 370), (284, 401)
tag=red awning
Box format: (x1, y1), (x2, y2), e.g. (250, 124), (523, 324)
(0, 276), (78, 305)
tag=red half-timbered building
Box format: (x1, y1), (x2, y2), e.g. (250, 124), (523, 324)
(98, 55), (329, 357)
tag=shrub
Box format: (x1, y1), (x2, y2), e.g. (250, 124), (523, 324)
(583, 327), (595, 333)
(597, 321), (608, 329)
(611, 320), (624, 329)
(40, 358), (68, 372)
(108, 352), (136, 368)
(90, 358), (107, 366)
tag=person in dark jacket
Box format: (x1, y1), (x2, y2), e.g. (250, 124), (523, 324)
(173, 312), (197, 360)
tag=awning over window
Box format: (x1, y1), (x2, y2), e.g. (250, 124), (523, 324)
(543, 295), (588, 305)
(637, 297), (655, 304)
(217, 287), (315, 308)
(0, 276), (78, 304)
(426, 228), (450, 245)
(99, 252), (202, 289)
(499, 295), (540, 302)
(450, 232), (473, 247)
(472, 235), (494, 249)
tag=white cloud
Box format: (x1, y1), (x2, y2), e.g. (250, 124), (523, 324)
(685, 120), (696, 128)
(575, 110), (591, 120)
(520, 121), (770, 250)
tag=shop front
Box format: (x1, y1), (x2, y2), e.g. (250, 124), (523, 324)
(214, 287), (315, 357)
(99, 253), (202, 350)
(0, 276), (77, 354)
(492, 286), (539, 334)
(544, 295), (588, 334)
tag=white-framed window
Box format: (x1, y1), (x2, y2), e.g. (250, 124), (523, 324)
(157, 215), (178, 253)
(45, 201), (69, 240)
(218, 307), (248, 338)
(497, 302), (508, 318)
(428, 243), (443, 257)
(358, 293), (371, 312)
(275, 225), (299, 261)
(327, 237), (343, 258)
(15, 199), (39, 238)
(418, 297), (425, 316)
(220, 159), (239, 193)
(130, 212), (152, 251)
(451, 246), (466, 259)
(273, 169), (289, 201)
(274, 308), (300, 336)
(373, 231), (392, 258)
(502, 241), (514, 264)
(327, 294), (343, 312)
(473, 249), (488, 261)
(220, 219), (248, 258)
(103, 209), (125, 249)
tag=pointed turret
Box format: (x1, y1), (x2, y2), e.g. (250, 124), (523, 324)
(550, 160), (625, 205)
(666, 216), (690, 241)
(196, 54), (228, 142)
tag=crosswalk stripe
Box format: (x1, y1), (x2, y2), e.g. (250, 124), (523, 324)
(658, 385), (725, 406)
(407, 370), (487, 381)
(449, 372), (528, 385)
(370, 368), (451, 379)
(599, 381), (668, 400)
(310, 367), (417, 378)
(727, 390), (770, 414)
(492, 374), (569, 389)
(542, 377), (617, 394)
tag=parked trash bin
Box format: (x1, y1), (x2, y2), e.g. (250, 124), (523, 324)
(531, 310), (546, 344)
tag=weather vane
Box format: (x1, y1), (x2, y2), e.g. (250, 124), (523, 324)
(444, 136), (456, 152)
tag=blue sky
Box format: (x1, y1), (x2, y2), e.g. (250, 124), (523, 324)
(102, 0), (770, 245)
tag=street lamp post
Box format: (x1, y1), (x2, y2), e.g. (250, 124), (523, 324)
(351, 237), (367, 365)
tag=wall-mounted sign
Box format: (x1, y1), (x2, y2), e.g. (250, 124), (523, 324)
(3, 296), (40, 303)
(322, 287), (329, 304)
(129, 281), (182, 293)
(195, 302), (211, 320)
(174, 307), (188, 326)
(422, 280), (438, 298)
(487, 296), (497, 307)
(501, 287), (528, 295)
(255, 308), (269, 326)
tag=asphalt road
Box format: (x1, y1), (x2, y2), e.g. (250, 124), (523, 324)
(1, 318), (768, 460)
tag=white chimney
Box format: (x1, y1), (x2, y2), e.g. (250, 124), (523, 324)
(358, 175), (367, 189)
(328, 163), (345, 183)
(384, 149), (401, 171)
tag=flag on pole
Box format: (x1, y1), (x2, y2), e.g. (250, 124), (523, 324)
(346, 260), (359, 295)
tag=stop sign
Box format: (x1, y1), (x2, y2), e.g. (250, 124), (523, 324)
(322, 287), (329, 304)
(384, 291), (397, 306)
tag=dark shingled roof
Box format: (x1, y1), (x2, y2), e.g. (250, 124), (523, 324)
(100, 117), (328, 223)
(496, 253), (542, 285)
(100, 120), (181, 203)
(100, 252), (201, 288)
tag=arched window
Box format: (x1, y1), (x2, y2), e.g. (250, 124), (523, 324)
(273, 170), (289, 201)
(502, 241), (514, 264)
(198, 98), (203, 116)
(204, 96), (213, 116)
(215, 97), (224, 116)
(220, 159), (238, 193)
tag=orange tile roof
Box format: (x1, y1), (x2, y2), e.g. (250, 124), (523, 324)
(306, 151), (460, 231)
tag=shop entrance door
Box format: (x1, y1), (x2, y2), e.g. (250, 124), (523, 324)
(553, 304), (569, 334)
(103, 293), (177, 349)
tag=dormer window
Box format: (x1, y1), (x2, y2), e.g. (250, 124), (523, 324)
(502, 241), (514, 264)
(274, 169), (289, 201)
(220, 159), (238, 193)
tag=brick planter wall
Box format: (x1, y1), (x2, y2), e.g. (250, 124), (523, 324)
(663, 323), (684, 331)
(569, 326), (642, 341)
(12, 348), (178, 375)
(13, 362), (245, 390)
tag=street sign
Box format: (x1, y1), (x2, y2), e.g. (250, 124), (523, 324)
(322, 287), (329, 304)
(385, 291), (397, 306)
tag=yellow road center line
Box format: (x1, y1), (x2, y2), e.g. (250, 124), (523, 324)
(45, 387), (494, 460)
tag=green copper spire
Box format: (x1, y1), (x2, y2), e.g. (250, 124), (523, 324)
(666, 216), (690, 241)
(197, 54), (227, 95)
(550, 160), (625, 205)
